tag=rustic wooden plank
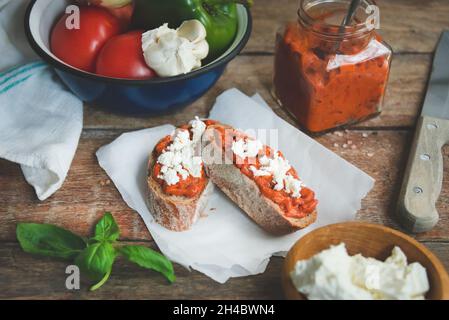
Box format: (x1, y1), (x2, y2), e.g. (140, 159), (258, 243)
(83, 54), (430, 130)
(246, 0), (449, 54)
(0, 240), (280, 300)
(1, 129), (449, 242)
(321, 131), (449, 241)
(0, 240), (447, 299)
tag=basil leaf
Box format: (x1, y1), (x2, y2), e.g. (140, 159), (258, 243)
(16, 223), (86, 260)
(75, 242), (117, 290)
(93, 212), (119, 242)
(119, 245), (175, 283)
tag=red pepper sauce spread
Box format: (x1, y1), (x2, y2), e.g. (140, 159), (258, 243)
(152, 120), (217, 198)
(274, 20), (391, 133)
(215, 127), (318, 219)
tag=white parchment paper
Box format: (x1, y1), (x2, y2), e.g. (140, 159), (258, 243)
(96, 89), (375, 283)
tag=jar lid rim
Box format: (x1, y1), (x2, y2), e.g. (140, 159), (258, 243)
(298, 0), (377, 38)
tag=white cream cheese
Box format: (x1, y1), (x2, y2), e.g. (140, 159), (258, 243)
(157, 117), (206, 186)
(290, 243), (430, 300)
(142, 20), (209, 77)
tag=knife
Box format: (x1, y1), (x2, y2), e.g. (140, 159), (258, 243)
(397, 31), (449, 233)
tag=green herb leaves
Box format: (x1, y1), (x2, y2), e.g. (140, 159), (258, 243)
(119, 245), (176, 283)
(16, 213), (175, 291)
(75, 242), (117, 288)
(92, 212), (120, 242)
(76, 213), (119, 290)
(16, 223), (86, 259)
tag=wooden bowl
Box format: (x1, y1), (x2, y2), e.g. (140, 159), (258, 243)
(282, 222), (449, 300)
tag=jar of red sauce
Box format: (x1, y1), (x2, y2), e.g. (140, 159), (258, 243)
(273, 0), (392, 133)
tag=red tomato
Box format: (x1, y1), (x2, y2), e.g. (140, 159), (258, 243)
(80, 0), (134, 30)
(51, 6), (121, 72)
(96, 31), (157, 80)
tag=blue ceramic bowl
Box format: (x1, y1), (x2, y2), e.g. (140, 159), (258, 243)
(25, 0), (252, 115)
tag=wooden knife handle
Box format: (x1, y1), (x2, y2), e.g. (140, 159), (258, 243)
(398, 116), (449, 233)
(397, 116), (449, 233)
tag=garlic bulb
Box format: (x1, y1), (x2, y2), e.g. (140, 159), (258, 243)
(141, 20), (209, 77)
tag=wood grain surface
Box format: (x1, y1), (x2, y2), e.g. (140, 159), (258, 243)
(246, 0), (449, 54)
(1, 241), (448, 300)
(1, 0), (449, 299)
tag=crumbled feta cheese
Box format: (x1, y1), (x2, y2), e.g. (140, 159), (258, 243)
(249, 165), (271, 177)
(231, 139), (245, 158)
(251, 152), (302, 197)
(190, 116), (207, 143)
(246, 140), (264, 158)
(231, 138), (263, 159)
(168, 130), (191, 151)
(284, 175), (303, 198)
(157, 118), (206, 186)
(290, 243), (430, 300)
(266, 152), (292, 192)
(159, 167), (180, 186)
(232, 138), (304, 198)
(182, 156), (203, 179)
(157, 151), (175, 166)
(259, 155), (270, 166)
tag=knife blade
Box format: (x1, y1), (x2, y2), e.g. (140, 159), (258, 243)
(422, 31), (449, 119)
(397, 31), (449, 233)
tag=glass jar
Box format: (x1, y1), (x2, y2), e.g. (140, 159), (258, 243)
(273, 0), (392, 133)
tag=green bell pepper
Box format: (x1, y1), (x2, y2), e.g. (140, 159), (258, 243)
(132, 0), (252, 61)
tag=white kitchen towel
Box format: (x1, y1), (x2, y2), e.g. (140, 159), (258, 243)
(0, 0), (83, 200)
(96, 89), (375, 283)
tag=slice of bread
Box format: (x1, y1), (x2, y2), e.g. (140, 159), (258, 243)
(147, 149), (213, 232)
(203, 124), (317, 235)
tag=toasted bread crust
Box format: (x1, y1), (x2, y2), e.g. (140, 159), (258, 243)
(147, 152), (213, 232)
(204, 124), (317, 235)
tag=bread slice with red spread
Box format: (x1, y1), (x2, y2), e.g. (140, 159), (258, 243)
(147, 118), (216, 231)
(202, 124), (318, 235)
(147, 156), (214, 232)
(147, 118), (318, 234)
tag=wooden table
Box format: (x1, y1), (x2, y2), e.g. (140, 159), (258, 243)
(1, 0), (449, 299)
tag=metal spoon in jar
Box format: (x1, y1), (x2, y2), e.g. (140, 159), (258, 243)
(334, 0), (362, 54)
(342, 0), (362, 27)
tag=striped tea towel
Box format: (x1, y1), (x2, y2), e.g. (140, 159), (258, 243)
(0, 0), (83, 200)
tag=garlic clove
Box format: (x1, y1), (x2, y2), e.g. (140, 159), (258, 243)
(177, 40), (198, 74)
(177, 20), (207, 44)
(192, 40), (209, 61)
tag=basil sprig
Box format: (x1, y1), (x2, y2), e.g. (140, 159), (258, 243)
(16, 212), (175, 291)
